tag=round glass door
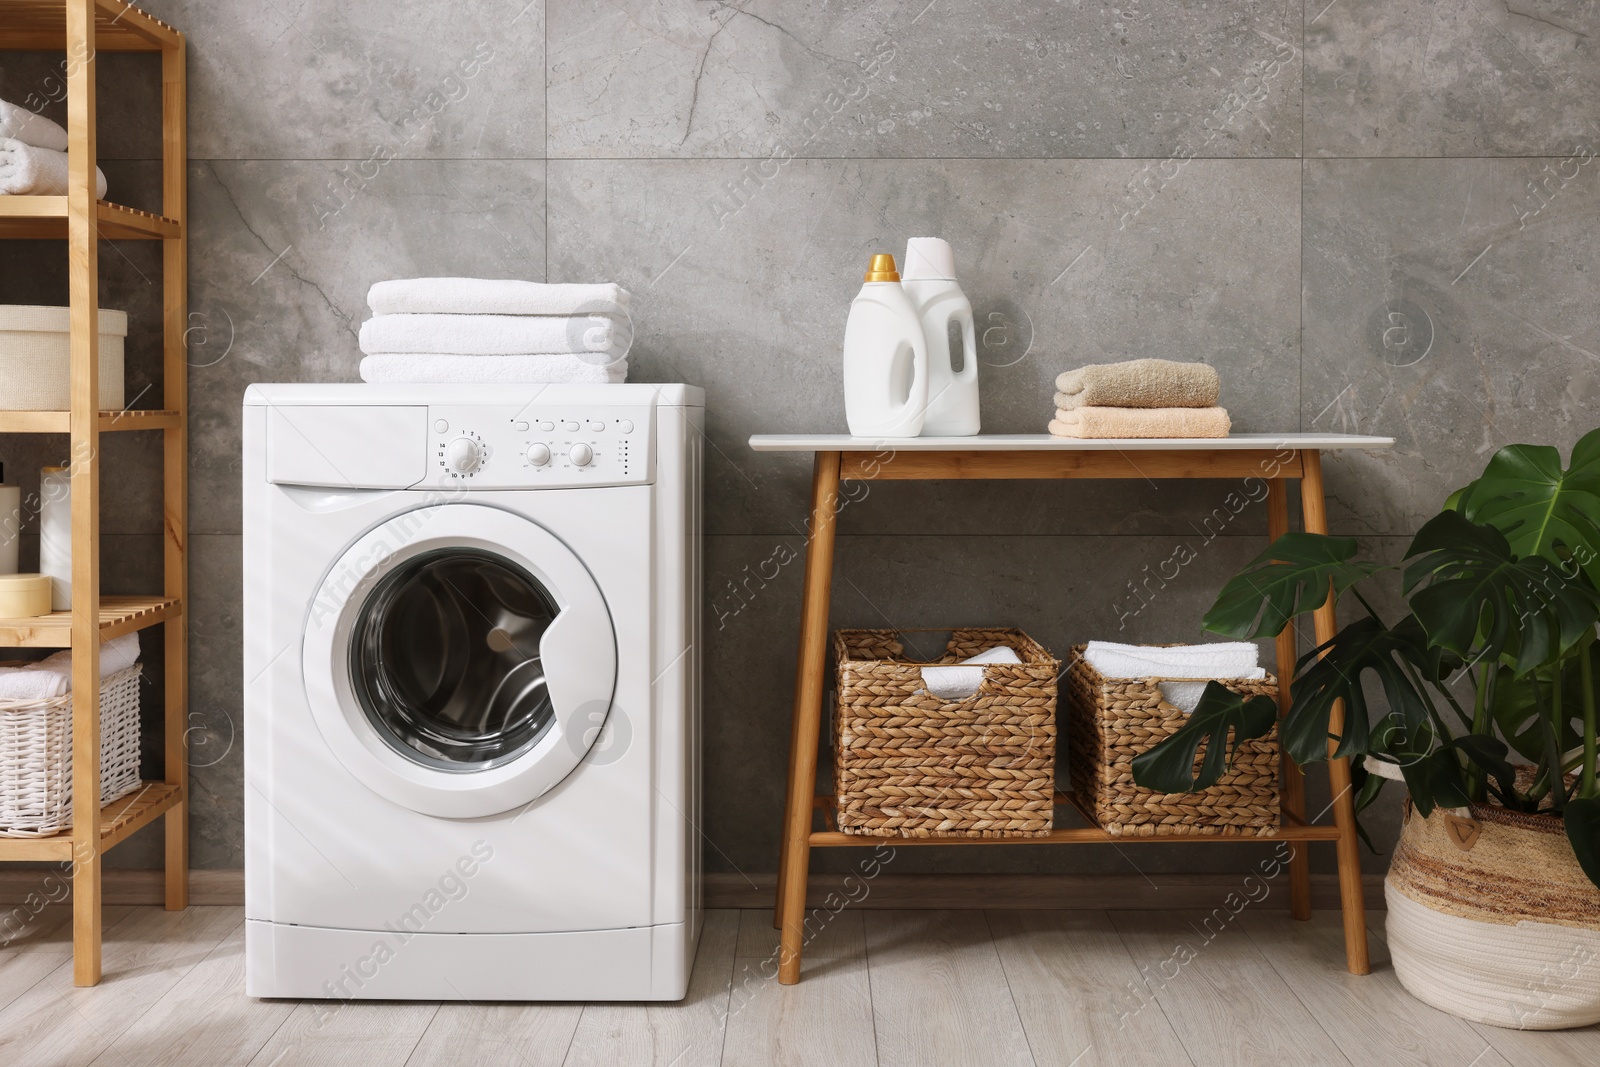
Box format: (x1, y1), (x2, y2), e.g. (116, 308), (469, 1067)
(350, 548), (559, 770)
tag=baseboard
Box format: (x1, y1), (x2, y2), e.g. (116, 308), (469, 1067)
(0, 869), (1387, 910)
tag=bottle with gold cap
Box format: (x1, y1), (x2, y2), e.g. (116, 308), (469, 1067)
(841, 252), (929, 437)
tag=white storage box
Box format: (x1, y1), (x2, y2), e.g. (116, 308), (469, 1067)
(0, 304), (126, 410)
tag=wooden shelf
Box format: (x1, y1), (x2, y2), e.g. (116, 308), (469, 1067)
(0, 409), (182, 433)
(0, 781), (183, 861)
(0, 595), (180, 647)
(0, 0), (181, 52)
(0, 198), (181, 240)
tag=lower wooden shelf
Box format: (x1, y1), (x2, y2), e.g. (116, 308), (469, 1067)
(0, 595), (181, 647)
(0, 781), (182, 861)
(808, 791), (1342, 847)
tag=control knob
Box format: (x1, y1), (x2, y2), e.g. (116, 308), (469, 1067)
(526, 442), (552, 467)
(568, 442), (594, 467)
(444, 437), (482, 473)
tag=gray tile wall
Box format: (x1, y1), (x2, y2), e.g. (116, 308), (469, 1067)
(1, 1), (1595, 878)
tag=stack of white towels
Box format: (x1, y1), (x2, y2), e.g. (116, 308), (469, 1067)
(0, 633), (139, 702)
(0, 99), (107, 198)
(1082, 640), (1264, 714)
(358, 278), (633, 385)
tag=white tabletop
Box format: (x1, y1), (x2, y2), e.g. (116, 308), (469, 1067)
(747, 432), (1395, 453)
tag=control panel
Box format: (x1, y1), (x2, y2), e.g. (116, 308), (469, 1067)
(424, 405), (654, 488)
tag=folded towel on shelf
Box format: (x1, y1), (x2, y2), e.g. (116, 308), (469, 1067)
(359, 312), (632, 359)
(0, 632), (140, 701)
(0, 99), (69, 151)
(1083, 640), (1262, 714)
(1055, 359), (1220, 409)
(367, 278), (631, 318)
(359, 353), (628, 385)
(920, 645), (1022, 701)
(1048, 405), (1231, 440)
(0, 138), (107, 198)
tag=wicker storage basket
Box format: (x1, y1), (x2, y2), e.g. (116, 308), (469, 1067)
(1065, 646), (1279, 837)
(832, 628), (1058, 839)
(0, 304), (126, 410)
(0, 664), (142, 837)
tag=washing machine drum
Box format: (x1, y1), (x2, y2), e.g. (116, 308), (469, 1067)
(302, 504), (618, 818)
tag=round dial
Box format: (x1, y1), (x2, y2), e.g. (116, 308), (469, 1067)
(526, 442), (552, 467)
(568, 442), (594, 467)
(444, 437), (482, 473)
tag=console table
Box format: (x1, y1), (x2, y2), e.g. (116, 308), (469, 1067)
(747, 432), (1396, 984)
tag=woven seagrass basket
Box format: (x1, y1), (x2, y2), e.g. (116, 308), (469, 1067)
(0, 664), (142, 837)
(1065, 646), (1279, 837)
(832, 628), (1058, 839)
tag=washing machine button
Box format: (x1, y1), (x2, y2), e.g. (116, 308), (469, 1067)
(513, 420), (530, 432)
(444, 437), (482, 473)
(538, 420), (555, 432)
(526, 442), (552, 467)
(617, 419), (634, 434)
(587, 420), (605, 433)
(563, 420), (581, 432)
(568, 442), (594, 467)
(433, 419), (449, 433)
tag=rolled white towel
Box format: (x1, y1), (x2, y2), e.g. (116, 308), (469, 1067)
(359, 353), (628, 385)
(921, 645), (1022, 701)
(359, 312), (632, 359)
(367, 278), (631, 318)
(0, 138), (107, 198)
(0, 99), (69, 151)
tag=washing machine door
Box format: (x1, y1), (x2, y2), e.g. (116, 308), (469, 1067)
(302, 503), (617, 818)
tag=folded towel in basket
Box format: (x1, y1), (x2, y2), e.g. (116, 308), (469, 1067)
(0, 138), (107, 198)
(920, 645), (1021, 701)
(359, 353), (628, 385)
(0, 632), (139, 701)
(1083, 640), (1263, 714)
(0, 99), (69, 151)
(359, 312), (632, 359)
(1048, 405), (1231, 440)
(1055, 359), (1220, 409)
(367, 278), (631, 318)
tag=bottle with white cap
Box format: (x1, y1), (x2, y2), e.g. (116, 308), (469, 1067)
(841, 253), (930, 438)
(901, 237), (979, 436)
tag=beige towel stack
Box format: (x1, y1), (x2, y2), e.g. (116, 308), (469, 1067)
(1048, 359), (1230, 439)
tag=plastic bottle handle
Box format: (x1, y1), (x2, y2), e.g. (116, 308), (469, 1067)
(954, 298), (979, 383)
(891, 300), (930, 428)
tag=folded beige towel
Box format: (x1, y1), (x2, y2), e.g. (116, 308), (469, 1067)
(1055, 359), (1220, 409)
(1048, 406), (1231, 439)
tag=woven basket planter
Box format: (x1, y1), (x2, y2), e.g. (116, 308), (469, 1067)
(832, 628), (1058, 839)
(0, 664), (143, 837)
(1386, 795), (1600, 1029)
(0, 304), (126, 411)
(1064, 646), (1280, 837)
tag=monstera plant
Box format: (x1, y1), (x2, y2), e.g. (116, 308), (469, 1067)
(1132, 428), (1600, 893)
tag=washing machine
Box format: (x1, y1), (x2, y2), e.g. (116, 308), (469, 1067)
(241, 382), (703, 1001)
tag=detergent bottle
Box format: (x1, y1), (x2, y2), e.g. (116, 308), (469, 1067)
(901, 237), (979, 436)
(841, 253), (929, 437)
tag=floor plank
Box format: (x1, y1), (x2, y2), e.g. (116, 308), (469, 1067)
(405, 1000), (582, 1067)
(0, 904), (241, 1067)
(91, 917), (295, 1067)
(244, 998), (439, 1067)
(864, 910), (1036, 1067)
(561, 909), (738, 1067)
(1108, 910), (1353, 1067)
(0, 906), (135, 1015)
(735, 906), (865, 960)
(720, 952), (877, 1067)
(988, 910), (1195, 1067)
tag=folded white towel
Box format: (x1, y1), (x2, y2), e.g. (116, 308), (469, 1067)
(359, 313), (632, 359)
(1155, 673), (1268, 715)
(921, 645), (1022, 701)
(1083, 640), (1262, 714)
(0, 632), (139, 701)
(0, 138), (107, 198)
(0, 99), (69, 151)
(360, 354), (628, 386)
(367, 278), (631, 318)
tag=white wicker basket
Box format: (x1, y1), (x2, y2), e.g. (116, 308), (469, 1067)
(0, 304), (126, 411)
(0, 664), (142, 837)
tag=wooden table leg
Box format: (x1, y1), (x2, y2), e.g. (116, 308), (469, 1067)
(1266, 477), (1312, 921)
(774, 452), (842, 984)
(1300, 450), (1372, 975)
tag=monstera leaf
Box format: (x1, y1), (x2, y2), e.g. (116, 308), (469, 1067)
(1202, 533), (1383, 639)
(1491, 660), (1590, 763)
(1404, 511), (1600, 675)
(1130, 682), (1278, 794)
(1565, 797), (1600, 891)
(1281, 616), (1434, 765)
(1456, 428), (1600, 590)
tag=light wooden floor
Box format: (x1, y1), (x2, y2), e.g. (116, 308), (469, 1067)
(0, 906), (1594, 1066)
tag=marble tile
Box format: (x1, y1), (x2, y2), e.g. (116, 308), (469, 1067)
(548, 0), (1302, 158)
(186, 158), (548, 536)
(187, 534), (244, 869)
(548, 156), (1303, 535)
(1306, 0), (1600, 157)
(1301, 157), (1600, 536)
(139, 0), (542, 160)
(0, 53), (163, 162)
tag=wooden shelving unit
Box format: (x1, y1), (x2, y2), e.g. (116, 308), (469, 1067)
(0, 0), (187, 986)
